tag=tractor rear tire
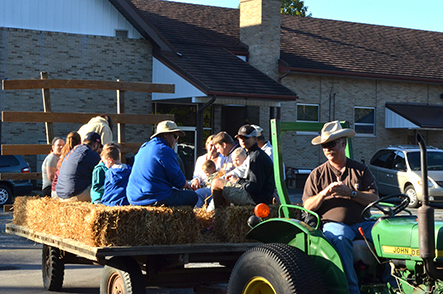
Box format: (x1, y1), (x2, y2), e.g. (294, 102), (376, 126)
(405, 185), (419, 208)
(227, 243), (327, 294)
(42, 244), (65, 291)
(100, 256), (145, 294)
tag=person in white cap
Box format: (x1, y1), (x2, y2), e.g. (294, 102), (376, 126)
(126, 120), (197, 207)
(302, 120), (380, 294)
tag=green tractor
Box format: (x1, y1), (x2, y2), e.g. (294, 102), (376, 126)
(227, 119), (443, 294)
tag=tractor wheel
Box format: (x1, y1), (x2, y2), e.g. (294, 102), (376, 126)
(0, 184), (12, 205)
(100, 256), (145, 294)
(405, 185), (419, 208)
(42, 244), (65, 291)
(227, 243), (327, 294)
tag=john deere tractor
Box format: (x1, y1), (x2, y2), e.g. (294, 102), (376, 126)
(227, 119), (443, 294)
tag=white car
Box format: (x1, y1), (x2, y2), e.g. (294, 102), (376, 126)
(368, 145), (443, 207)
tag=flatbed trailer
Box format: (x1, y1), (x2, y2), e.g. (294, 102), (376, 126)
(5, 223), (258, 293)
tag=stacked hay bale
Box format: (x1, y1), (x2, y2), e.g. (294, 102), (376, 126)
(13, 197), (285, 247)
(13, 196), (198, 247)
(213, 205), (280, 243)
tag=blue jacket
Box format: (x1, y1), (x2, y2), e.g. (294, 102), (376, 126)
(126, 137), (187, 205)
(56, 144), (100, 198)
(101, 164), (131, 206)
(90, 162), (108, 204)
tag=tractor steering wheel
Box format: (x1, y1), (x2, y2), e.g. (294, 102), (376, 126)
(361, 194), (410, 220)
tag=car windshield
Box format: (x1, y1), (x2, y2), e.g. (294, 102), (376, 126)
(407, 151), (443, 171)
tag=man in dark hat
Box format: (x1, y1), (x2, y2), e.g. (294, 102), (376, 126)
(56, 132), (102, 201)
(303, 120), (380, 294)
(211, 124), (275, 208)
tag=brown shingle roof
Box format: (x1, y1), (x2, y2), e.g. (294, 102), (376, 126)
(119, 0), (297, 100)
(386, 102), (443, 128)
(115, 0), (443, 94)
(281, 15), (443, 82)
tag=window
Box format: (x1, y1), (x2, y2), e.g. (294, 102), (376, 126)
(354, 107), (375, 135)
(297, 104), (319, 122)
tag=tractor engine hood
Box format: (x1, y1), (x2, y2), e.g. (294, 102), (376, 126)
(371, 217), (443, 263)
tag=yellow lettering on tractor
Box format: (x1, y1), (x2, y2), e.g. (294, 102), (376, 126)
(382, 246), (420, 257)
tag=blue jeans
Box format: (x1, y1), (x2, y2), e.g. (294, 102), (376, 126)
(194, 188), (212, 208)
(155, 188), (198, 207)
(323, 221), (374, 294)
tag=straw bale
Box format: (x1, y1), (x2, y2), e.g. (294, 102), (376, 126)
(13, 197), (199, 247)
(13, 197), (290, 247)
(213, 205), (280, 243)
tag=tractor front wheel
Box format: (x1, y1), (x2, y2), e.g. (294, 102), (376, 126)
(227, 243), (327, 294)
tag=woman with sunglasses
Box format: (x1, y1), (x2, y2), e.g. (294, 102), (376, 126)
(126, 120), (198, 207)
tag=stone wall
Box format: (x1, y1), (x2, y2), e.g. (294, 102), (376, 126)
(280, 74), (443, 170)
(0, 27), (153, 170)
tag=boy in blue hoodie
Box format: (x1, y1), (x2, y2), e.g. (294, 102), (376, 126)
(101, 143), (131, 206)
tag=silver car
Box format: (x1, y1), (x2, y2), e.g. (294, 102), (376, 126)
(368, 145), (443, 207)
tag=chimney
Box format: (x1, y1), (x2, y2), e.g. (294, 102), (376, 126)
(240, 0), (281, 79)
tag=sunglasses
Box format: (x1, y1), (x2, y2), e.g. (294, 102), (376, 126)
(321, 140), (340, 149)
(172, 133), (179, 140)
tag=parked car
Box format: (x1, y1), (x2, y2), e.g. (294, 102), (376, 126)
(368, 145), (443, 207)
(0, 155), (34, 205)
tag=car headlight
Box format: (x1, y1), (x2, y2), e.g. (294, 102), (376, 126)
(418, 179), (434, 188)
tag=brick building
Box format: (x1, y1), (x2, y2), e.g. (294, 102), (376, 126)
(1, 0), (443, 177)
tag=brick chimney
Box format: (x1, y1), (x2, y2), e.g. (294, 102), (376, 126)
(240, 0), (281, 79)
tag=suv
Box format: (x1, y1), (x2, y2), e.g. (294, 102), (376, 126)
(368, 145), (443, 207)
(0, 155), (34, 205)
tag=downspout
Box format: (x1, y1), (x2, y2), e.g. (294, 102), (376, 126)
(417, 133), (443, 280)
(196, 95), (217, 156)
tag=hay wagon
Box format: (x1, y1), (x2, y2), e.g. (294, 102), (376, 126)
(5, 222), (256, 293)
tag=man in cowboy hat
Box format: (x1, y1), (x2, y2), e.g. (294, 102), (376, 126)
(302, 120), (380, 294)
(211, 124), (275, 208)
(127, 120), (197, 207)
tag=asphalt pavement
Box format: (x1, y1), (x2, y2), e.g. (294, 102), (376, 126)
(2, 192), (443, 294)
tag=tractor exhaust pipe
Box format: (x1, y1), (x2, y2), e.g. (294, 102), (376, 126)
(417, 133), (443, 279)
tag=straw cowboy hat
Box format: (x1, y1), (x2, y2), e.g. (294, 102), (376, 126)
(311, 121), (356, 145)
(150, 120), (185, 139)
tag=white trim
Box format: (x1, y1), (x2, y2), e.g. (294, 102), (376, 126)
(0, 0), (142, 39)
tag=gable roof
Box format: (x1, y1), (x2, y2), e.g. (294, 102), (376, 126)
(386, 102), (443, 129)
(112, 0), (443, 99)
(280, 15), (443, 83)
(111, 0), (297, 101)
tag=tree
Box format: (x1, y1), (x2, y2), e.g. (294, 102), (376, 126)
(281, 0), (312, 17)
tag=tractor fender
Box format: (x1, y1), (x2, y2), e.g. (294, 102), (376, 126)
(246, 218), (320, 244)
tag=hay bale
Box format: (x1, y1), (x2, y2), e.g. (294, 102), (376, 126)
(213, 205), (280, 243)
(13, 197), (198, 247)
(13, 197), (290, 246)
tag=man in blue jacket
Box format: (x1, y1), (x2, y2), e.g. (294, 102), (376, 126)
(127, 120), (197, 207)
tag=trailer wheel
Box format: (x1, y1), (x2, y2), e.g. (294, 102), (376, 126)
(42, 244), (65, 291)
(227, 243), (327, 294)
(100, 256), (145, 294)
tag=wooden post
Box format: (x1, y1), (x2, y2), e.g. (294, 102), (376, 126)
(40, 72), (54, 144)
(117, 79), (126, 163)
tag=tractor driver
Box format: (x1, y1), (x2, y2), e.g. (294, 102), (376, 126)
(302, 121), (380, 294)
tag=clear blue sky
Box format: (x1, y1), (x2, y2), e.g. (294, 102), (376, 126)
(169, 0), (443, 33)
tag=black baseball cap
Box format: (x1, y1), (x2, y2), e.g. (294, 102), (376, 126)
(235, 124), (258, 138)
(84, 132), (102, 146)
